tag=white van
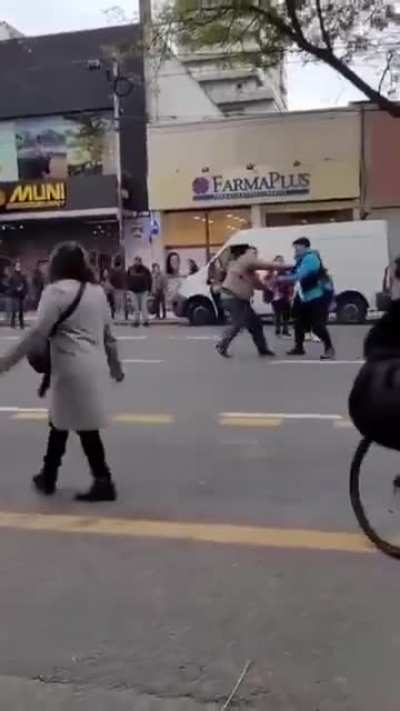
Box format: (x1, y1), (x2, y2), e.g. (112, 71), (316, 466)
(173, 220), (388, 326)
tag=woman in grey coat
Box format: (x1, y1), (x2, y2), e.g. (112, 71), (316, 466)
(0, 243), (124, 502)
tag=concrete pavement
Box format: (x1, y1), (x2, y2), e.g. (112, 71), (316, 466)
(0, 324), (398, 710)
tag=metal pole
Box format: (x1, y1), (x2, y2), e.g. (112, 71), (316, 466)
(139, 0), (152, 26)
(139, 0), (153, 120)
(205, 211), (211, 261)
(112, 56), (124, 248)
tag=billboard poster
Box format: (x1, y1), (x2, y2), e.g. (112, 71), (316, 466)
(0, 180), (67, 212)
(0, 121), (18, 181)
(0, 112), (115, 183)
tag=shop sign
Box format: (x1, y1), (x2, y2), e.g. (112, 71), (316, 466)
(0, 180), (67, 211)
(192, 171), (311, 202)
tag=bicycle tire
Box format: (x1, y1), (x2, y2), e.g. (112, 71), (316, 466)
(350, 437), (400, 559)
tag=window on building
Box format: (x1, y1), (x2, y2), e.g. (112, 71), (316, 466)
(264, 209), (354, 227)
(163, 208), (251, 257)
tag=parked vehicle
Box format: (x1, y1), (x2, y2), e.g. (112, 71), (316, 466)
(173, 221), (389, 326)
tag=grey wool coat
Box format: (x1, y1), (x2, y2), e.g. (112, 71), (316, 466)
(2, 279), (123, 431)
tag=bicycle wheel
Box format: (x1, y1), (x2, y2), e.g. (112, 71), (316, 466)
(350, 438), (400, 558)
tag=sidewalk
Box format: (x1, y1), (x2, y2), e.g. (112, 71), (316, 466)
(0, 313), (182, 328)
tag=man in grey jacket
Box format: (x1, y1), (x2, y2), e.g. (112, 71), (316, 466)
(216, 244), (275, 358)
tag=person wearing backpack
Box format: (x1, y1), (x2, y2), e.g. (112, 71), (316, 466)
(349, 299), (400, 455)
(277, 237), (335, 360)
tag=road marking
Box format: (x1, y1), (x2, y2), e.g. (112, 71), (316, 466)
(221, 412), (344, 421)
(220, 417), (282, 428)
(273, 360), (363, 365)
(0, 409), (174, 425)
(168, 335), (218, 341)
(0, 407), (46, 414)
(112, 413), (174, 424)
(12, 412), (48, 421)
(122, 359), (164, 364)
(117, 336), (148, 341)
(185, 335), (219, 341)
(0, 511), (373, 554)
(334, 419), (355, 429)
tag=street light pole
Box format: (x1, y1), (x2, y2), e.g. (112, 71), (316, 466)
(112, 56), (124, 248)
(139, 0), (152, 120)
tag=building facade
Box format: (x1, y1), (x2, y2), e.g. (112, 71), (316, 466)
(0, 25), (147, 274)
(0, 21), (23, 40)
(364, 108), (400, 258)
(179, 48), (287, 115)
(147, 109), (361, 270)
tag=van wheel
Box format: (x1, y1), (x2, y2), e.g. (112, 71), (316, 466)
(188, 299), (216, 326)
(336, 296), (367, 324)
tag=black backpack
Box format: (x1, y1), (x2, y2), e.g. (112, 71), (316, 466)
(349, 302), (400, 450)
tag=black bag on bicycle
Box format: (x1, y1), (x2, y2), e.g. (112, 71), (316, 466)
(27, 283), (85, 396)
(349, 301), (400, 451)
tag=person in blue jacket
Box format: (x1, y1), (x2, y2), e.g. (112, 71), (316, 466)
(277, 237), (335, 360)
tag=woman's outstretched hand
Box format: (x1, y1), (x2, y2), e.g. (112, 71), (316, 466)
(111, 368), (125, 383)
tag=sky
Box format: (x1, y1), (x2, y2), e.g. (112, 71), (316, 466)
(1, 0), (368, 112)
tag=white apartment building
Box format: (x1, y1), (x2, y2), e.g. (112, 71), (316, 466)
(0, 21), (23, 40)
(179, 47), (287, 115)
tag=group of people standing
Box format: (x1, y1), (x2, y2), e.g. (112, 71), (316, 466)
(216, 237), (335, 360)
(99, 258), (164, 327)
(0, 252), (200, 330)
(99, 254), (200, 326)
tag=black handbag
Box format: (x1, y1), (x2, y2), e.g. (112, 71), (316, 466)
(27, 283), (86, 393)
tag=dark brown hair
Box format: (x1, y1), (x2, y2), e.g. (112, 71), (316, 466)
(49, 242), (95, 284)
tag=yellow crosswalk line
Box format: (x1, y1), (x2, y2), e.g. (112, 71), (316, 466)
(334, 419), (355, 429)
(220, 417), (282, 428)
(0, 511), (373, 554)
(12, 412), (48, 421)
(112, 413), (174, 425)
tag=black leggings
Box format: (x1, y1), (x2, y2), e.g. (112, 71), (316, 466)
(42, 425), (111, 484)
(272, 298), (291, 334)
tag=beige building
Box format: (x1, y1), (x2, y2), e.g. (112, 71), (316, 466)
(148, 109), (361, 268)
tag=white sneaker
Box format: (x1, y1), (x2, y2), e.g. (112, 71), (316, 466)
(305, 333), (321, 343)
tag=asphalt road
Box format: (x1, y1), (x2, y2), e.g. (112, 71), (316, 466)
(0, 322), (399, 710)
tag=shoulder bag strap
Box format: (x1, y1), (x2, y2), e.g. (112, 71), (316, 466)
(49, 282), (86, 338)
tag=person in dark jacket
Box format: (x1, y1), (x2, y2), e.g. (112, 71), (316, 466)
(10, 262), (28, 329)
(277, 237), (335, 360)
(265, 255), (293, 337)
(127, 257), (152, 327)
(0, 266), (12, 325)
(32, 261), (45, 309)
(110, 257), (128, 320)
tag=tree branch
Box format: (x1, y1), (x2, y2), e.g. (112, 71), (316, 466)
(378, 50), (394, 94)
(166, 0), (400, 118)
(284, 0), (400, 117)
(315, 0), (332, 50)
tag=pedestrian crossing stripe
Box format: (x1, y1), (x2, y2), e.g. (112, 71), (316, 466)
(220, 416), (282, 428)
(0, 511), (373, 554)
(12, 412), (48, 421)
(1, 410), (356, 428)
(112, 414), (174, 424)
(334, 419), (355, 429)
